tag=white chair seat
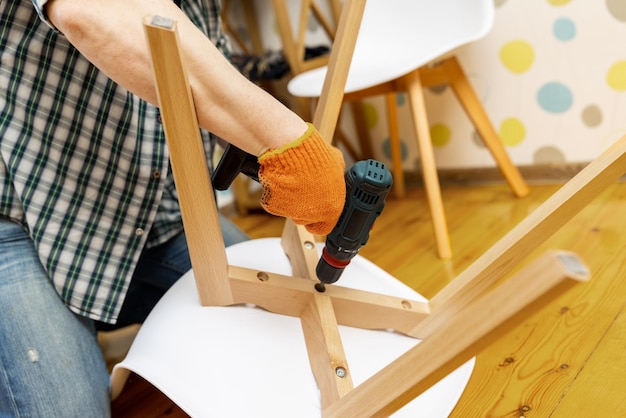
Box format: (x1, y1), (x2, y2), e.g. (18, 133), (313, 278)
(288, 0), (494, 96)
(111, 238), (474, 417)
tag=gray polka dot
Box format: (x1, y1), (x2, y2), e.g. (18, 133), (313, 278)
(607, 0), (626, 22)
(472, 130), (486, 148)
(534, 146), (566, 164)
(308, 14), (320, 32)
(581, 105), (603, 127)
(428, 85), (448, 95)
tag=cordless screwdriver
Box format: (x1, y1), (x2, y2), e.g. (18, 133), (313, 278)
(315, 159), (392, 284)
(212, 145), (392, 285)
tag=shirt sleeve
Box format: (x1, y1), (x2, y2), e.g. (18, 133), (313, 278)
(31, 0), (61, 32)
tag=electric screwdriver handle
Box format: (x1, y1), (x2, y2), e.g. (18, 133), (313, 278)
(211, 143), (260, 191)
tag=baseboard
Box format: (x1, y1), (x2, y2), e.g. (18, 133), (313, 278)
(221, 162), (623, 218)
(403, 162), (619, 187)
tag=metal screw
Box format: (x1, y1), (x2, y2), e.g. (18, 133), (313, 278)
(304, 241), (315, 250)
(335, 367), (347, 378)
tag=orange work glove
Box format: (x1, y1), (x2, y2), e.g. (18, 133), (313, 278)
(258, 123), (345, 235)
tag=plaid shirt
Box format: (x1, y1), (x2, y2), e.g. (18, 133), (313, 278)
(0, 0), (229, 323)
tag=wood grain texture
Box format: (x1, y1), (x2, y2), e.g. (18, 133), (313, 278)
(143, 17), (232, 306)
(324, 252), (588, 417)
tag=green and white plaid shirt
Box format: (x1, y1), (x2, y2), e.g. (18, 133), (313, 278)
(0, 0), (229, 323)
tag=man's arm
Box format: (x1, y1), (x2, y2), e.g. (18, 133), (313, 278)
(45, 0), (346, 235)
(45, 0), (307, 156)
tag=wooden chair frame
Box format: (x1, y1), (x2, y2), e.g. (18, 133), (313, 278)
(143, 2), (626, 414)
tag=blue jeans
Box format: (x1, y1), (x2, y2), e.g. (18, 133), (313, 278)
(0, 215), (248, 417)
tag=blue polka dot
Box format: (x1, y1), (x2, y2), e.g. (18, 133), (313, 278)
(382, 137), (408, 162)
(537, 82), (573, 113)
(553, 18), (576, 41)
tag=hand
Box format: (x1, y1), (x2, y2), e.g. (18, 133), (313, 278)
(258, 124), (345, 235)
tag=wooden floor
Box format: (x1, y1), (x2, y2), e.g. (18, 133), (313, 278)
(111, 180), (626, 417)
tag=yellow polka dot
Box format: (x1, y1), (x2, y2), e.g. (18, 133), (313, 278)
(499, 118), (526, 146)
(362, 102), (379, 130)
(430, 124), (451, 147)
(547, 0), (571, 5)
(607, 61), (626, 91)
(499, 40), (535, 74)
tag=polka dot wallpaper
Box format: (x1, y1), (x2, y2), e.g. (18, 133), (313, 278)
(246, 0), (626, 169)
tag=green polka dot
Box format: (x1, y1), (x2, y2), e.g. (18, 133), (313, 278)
(607, 61), (626, 91)
(537, 82), (573, 113)
(499, 118), (526, 146)
(547, 0), (571, 5)
(553, 18), (576, 41)
(362, 102), (378, 130)
(499, 40), (535, 74)
(382, 138), (408, 162)
(430, 124), (451, 147)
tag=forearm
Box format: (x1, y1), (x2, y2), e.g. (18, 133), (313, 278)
(46, 0), (307, 156)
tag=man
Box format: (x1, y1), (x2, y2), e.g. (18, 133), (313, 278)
(0, 0), (345, 415)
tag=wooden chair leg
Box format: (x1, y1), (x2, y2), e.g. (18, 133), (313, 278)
(385, 93), (406, 198)
(333, 124), (361, 162)
(293, 95), (314, 122)
(443, 56), (529, 198)
(232, 175), (262, 215)
(403, 70), (452, 259)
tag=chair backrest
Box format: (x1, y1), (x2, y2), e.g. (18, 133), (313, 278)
(289, 0), (495, 95)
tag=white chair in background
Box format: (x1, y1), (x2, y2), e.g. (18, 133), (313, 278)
(287, 0), (529, 259)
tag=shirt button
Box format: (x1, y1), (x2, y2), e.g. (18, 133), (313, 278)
(153, 170), (161, 179)
(135, 228), (144, 237)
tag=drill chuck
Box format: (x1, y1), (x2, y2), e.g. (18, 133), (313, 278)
(316, 159), (392, 284)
